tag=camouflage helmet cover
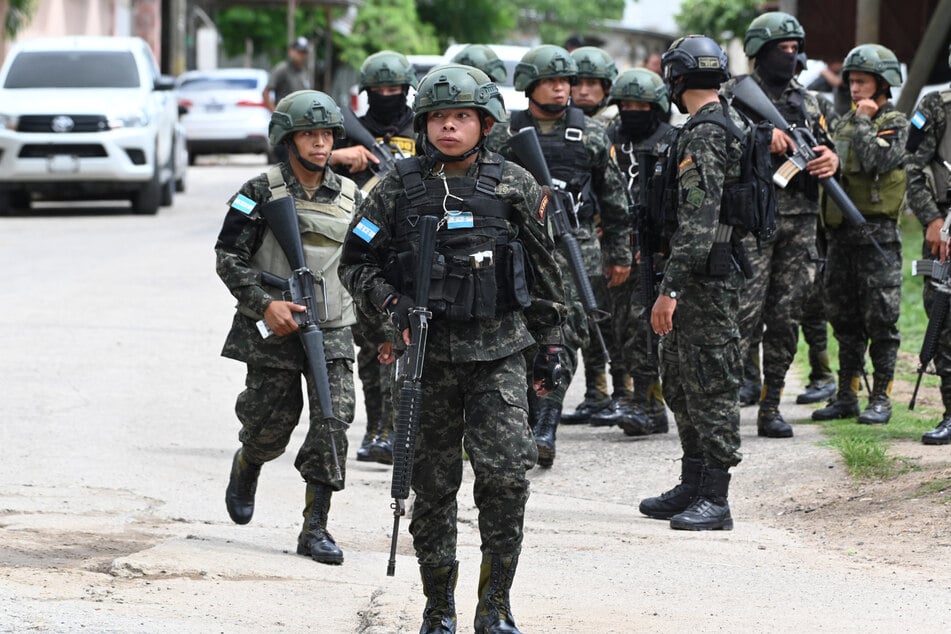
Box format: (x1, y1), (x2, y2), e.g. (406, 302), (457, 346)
(359, 50), (418, 92)
(413, 63), (508, 132)
(450, 44), (507, 84)
(743, 11), (806, 58)
(571, 46), (619, 82)
(268, 90), (345, 146)
(513, 44), (578, 92)
(842, 43), (903, 87)
(608, 68), (670, 113)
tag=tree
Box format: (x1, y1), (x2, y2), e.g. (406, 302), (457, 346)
(512, 0), (626, 46)
(1, 0), (37, 65)
(675, 0), (762, 42)
(416, 0), (517, 49)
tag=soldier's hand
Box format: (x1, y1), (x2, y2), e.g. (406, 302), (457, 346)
(771, 129), (794, 155)
(806, 144), (838, 179)
(605, 264), (631, 287)
(377, 341), (397, 365)
(329, 146), (378, 172)
(854, 98), (879, 118)
(263, 300), (305, 337)
(651, 294), (677, 336)
(385, 294), (412, 345)
(925, 218), (945, 259)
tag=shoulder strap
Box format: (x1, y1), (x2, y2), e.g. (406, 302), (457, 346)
(266, 164), (289, 200)
(336, 177), (358, 215)
(564, 107), (585, 142)
(475, 157), (504, 196)
(510, 110), (532, 132)
(396, 157), (427, 200)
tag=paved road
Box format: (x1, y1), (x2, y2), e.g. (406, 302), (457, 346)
(1, 157), (948, 633)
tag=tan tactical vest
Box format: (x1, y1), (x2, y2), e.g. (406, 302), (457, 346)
(824, 109), (906, 227)
(243, 166), (358, 328)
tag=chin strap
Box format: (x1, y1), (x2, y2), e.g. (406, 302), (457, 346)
(530, 97), (569, 115)
(422, 137), (483, 164)
(289, 142), (327, 173)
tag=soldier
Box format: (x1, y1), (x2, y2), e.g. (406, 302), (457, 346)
(339, 64), (566, 634)
(638, 36), (746, 531)
(331, 50), (420, 465)
(450, 44), (508, 84)
(570, 46), (619, 123)
(486, 45), (632, 466)
(263, 37), (313, 163)
(721, 12), (840, 438)
(906, 44), (951, 445)
(594, 68), (678, 436)
(216, 90), (362, 565)
(812, 45), (907, 425)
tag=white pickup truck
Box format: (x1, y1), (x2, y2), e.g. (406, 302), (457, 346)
(0, 36), (187, 214)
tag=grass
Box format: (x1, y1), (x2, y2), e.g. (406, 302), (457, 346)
(794, 213), (943, 479)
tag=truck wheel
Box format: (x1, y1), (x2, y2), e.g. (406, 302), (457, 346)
(132, 165), (161, 215)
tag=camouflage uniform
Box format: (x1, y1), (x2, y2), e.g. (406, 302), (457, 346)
(821, 103), (907, 416)
(658, 100), (746, 470)
(338, 149), (565, 568)
(721, 69), (831, 432)
(216, 162), (361, 488)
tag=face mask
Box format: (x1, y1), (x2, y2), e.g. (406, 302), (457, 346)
(758, 45), (798, 86)
(619, 110), (656, 138)
(367, 91), (406, 120)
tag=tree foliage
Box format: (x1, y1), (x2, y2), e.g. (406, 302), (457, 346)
(512, 0), (626, 46)
(416, 0), (516, 50)
(4, 0), (35, 38)
(338, 0), (439, 67)
(675, 0), (762, 42)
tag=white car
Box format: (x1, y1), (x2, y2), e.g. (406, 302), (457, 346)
(0, 36), (186, 214)
(176, 68), (273, 164)
(442, 44), (532, 114)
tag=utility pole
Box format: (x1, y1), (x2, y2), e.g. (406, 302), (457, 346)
(854, 0), (879, 43)
(898, 0), (951, 114)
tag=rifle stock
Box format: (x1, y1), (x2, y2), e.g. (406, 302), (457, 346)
(258, 198), (347, 480)
(731, 76), (888, 259)
(387, 214), (438, 577)
(507, 127), (611, 362)
(341, 107), (399, 175)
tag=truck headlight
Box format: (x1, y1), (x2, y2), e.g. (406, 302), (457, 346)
(109, 110), (150, 129)
(0, 113), (18, 130)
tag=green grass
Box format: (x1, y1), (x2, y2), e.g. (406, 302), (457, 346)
(794, 213), (942, 479)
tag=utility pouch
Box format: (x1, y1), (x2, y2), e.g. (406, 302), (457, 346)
(705, 241), (734, 277)
(504, 241), (533, 309)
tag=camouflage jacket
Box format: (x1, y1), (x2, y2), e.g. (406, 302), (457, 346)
(658, 100), (747, 297)
(906, 89), (951, 227)
(485, 110), (633, 267)
(338, 149), (566, 364)
(215, 163), (364, 369)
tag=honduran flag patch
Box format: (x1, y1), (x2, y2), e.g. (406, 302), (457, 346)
(231, 194), (257, 215)
(353, 217), (380, 243)
(911, 111), (927, 129)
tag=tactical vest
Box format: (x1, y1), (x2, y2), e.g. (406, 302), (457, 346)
(354, 115), (417, 192)
(610, 122), (674, 193)
(243, 166), (358, 328)
(510, 108), (596, 223)
(924, 89), (951, 204)
(825, 108), (907, 226)
(389, 156), (532, 321)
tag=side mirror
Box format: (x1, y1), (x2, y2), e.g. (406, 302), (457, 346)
(155, 75), (176, 91)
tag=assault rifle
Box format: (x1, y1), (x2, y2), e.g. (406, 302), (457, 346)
(387, 214), (438, 577)
(341, 107), (400, 177)
(256, 197), (347, 480)
(508, 126), (611, 362)
(909, 258), (951, 409)
(731, 76), (888, 259)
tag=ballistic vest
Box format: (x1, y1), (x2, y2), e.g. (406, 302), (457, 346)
(244, 166), (358, 328)
(924, 89), (951, 204)
(390, 156), (532, 321)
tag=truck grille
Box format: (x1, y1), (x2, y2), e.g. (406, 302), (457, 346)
(19, 144), (108, 158)
(17, 115), (109, 133)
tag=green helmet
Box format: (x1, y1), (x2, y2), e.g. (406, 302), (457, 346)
(571, 46), (618, 83)
(268, 90), (345, 146)
(413, 63), (508, 132)
(842, 44), (902, 87)
(608, 69), (669, 113)
(513, 45), (578, 93)
(744, 11), (806, 58)
(450, 44), (507, 84)
(359, 50), (418, 92)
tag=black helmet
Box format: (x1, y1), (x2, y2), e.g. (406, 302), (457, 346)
(662, 36), (729, 110)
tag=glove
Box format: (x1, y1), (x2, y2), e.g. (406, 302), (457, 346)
(532, 345), (563, 392)
(384, 293), (412, 333)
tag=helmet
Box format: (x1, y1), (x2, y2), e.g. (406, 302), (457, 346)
(413, 63), (508, 132)
(662, 35), (729, 85)
(744, 12), (806, 58)
(359, 50), (418, 92)
(268, 90), (345, 146)
(513, 45), (578, 92)
(608, 68), (669, 113)
(842, 44), (902, 87)
(571, 46), (618, 83)
(450, 44), (507, 84)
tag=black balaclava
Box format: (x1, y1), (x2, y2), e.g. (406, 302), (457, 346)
(619, 110), (660, 139)
(757, 41), (799, 88)
(367, 89), (407, 121)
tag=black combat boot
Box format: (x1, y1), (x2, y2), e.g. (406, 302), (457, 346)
(646, 380), (669, 434)
(356, 426), (379, 462)
(858, 375), (892, 425)
(419, 561), (459, 634)
(225, 448), (261, 525)
(757, 383), (793, 438)
(616, 377), (653, 436)
(357, 380), (384, 462)
(297, 483), (344, 565)
(560, 367), (609, 425)
(669, 467), (733, 531)
(922, 415), (951, 445)
(797, 349), (837, 404)
(738, 351), (761, 407)
(473, 553), (522, 634)
(639, 456), (702, 519)
(533, 399), (561, 468)
(812, 371), (861, 421)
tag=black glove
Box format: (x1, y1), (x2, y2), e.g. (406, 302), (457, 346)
(532, 345), (563, 391)
(385, 293), (412, 333)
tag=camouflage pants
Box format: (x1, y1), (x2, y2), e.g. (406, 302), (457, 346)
(620, 263), (661, 384)
(659, 273), (743, 468)
(353, 320), (395, 438)
(409, 352), (536, 567)
(739, 213), (818, 387)
(824, 222), (902, 379)
(578, 273), (632, 382)
(800, 229), (831, 378)
(236, 359), (354, 490)
(922, 244), (951, 412)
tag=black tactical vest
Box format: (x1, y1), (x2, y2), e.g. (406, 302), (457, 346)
(388, 156), (532, 321)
